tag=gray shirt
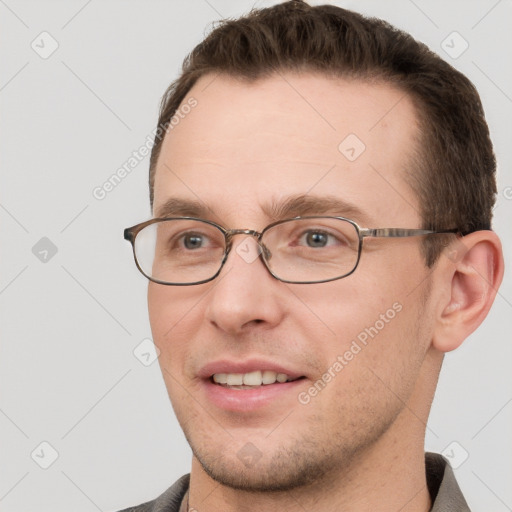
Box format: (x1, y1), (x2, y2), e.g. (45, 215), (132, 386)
(117, 452), (470, 511)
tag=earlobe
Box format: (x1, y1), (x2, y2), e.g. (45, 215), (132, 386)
(432, 231), (504, 353)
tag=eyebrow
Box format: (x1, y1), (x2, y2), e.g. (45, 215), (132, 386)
(262, 194), (369, 223)
(155, 197), (213, 219)
(154, 194), (370, 225)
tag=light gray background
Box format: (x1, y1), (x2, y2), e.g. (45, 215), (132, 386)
(1, 0), (511, 510)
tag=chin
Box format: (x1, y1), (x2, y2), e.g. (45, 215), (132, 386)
(200, 455), (324, 492)
(189, 435), (353, 493)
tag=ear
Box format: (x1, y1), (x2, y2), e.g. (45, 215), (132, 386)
(432, 230), (504, 353)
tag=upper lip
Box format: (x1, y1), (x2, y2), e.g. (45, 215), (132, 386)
(198, 358), (305, 380)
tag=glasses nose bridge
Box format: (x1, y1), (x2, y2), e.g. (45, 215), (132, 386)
(224, 228), (262, 243)
(223, 228), (271, 262)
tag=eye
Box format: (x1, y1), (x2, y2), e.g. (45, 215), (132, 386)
(182, 232), (206, 250)
(298, 230), (339, 248)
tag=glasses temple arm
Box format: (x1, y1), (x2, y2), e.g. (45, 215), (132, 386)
(360, 227), (460, 238)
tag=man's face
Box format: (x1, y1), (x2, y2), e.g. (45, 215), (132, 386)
(149, 73), (436, 490)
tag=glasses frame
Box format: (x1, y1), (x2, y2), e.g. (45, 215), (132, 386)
(124, 216), (460, 286)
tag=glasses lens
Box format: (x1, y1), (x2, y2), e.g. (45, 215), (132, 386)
(262, 217), (360, 282)
(134, 219), (225, 284)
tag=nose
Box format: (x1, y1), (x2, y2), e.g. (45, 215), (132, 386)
(204, 235), (285, 335)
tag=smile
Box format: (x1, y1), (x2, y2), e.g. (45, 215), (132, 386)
(212, 370), (303, 388)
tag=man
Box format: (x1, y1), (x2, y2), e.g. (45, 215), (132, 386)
(120, 1), (504, 510)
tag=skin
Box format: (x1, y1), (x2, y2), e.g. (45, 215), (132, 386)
(148, 73), (503, 511)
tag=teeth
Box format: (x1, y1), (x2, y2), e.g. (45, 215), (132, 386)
(212, 373), (227, 384)
(243, 370), (262, 385)
(262, 370), (277, 384)
(212, 370), (296, 387)
(226, 373), (243, 386)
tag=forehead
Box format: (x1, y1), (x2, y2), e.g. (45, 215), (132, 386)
(153, 73), (421, 227)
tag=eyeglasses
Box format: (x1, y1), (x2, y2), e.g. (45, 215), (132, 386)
(124, 216), (459, 285)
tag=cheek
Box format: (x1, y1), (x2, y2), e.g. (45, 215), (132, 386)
(290, 265), (426, 375)
(148, 284), (210, 416)
(148, 284), (203, 369)
(148, 284), (171, 346)
(302, 291), (425, 425)
(289, 275), (399, 340)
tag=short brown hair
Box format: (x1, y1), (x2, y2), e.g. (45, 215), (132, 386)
(148, 0), (496, 266)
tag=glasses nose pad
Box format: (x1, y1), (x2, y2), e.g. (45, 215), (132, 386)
(260, 242), (272, 261)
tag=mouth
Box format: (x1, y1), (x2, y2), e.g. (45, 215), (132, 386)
(199, 360), (308, 412)
(211, 370), (305, 389)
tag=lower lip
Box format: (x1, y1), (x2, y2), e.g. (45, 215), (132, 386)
(202, 378), (305, 412)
